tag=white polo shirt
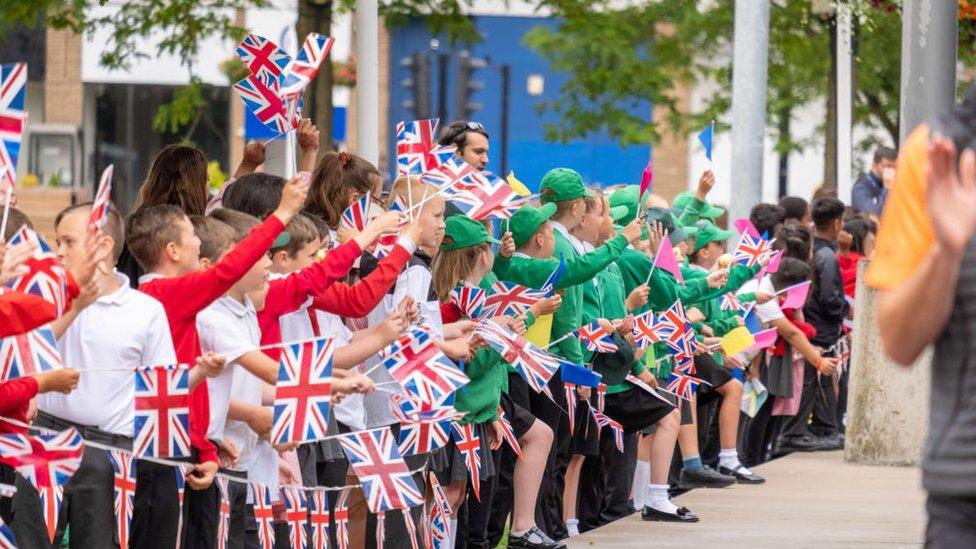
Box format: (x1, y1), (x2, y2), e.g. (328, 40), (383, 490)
(197, 295), (266, 472)
(738, 276), (784, 324)
(39, 272), (177, 437)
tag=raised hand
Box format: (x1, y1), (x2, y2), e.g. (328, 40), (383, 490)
(499, 231), (516, 258)
(696, 169), (715, 200)
(0, 239), (35, 285)
(354, 211), (404, 249)
(625, 284), (650, 311)
(706, 268), (729, 289)
(621, 217), (643, 244)
(272, 173), (311, 224)
(926, 133), (976, 256)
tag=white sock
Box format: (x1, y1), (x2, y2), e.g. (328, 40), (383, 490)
(566, 518), (580, 537)
(645, 483), (678, 514)
(719, 448), (752, 474)
(632, 460), (650, 508)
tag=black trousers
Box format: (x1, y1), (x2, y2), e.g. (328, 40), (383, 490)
(465, 447), (503, 549)
(781, 358), (839, 439)
(487, 372), (531, 546)
(528, 371), (569, 540)
(926, 494), (976, 548)
(130, 459), (183, 549)
(576, 430), (637, 533)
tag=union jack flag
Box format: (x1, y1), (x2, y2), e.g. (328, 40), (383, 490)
(341, 191), (371, 232)
(396, 119), (456, 176)
(565, 383), (577, 436)
(449, 285), (486, 319)
(390, 393), (459, 424)
(665, 372), (701, 400)
(576, 321), (619, 353)
(281, 33), (335, 101)
(133, 365), (192, 458)
(596, 383), (606, 412)
(0, 63), (27, 192)
(216, 477), (231, 549)
(237, 34), (292, 87)
(370, 196), (408, 259)
(474, 320), (559, 393)
(421, 155), (478, 189)
(88, 165), (114, 234)
(309, 490), (330, 549)
(334, 488), (351, 549)
(281, 486), (309, 549)
(0, 325), (64, 382)
(397, 418), (453, 456)
(252, 483), (276, 549)
(591, 409), (624, 452)
(234, 74), (294, 136)
(401, 508), (420, 549)
(271, 338), (334, 444)
(452, 422), (483, 501)
(1, 428), (82, 541)
(107, 450), (136, 549)
(720, 292), (744, 312)
(337, 427), (423, 512)
(427, 472), (451, 548)
(482, 281), (546, 318)
(497, 405), (523, 458)
(379, 328), (469, 406)
(731, 230), (771, 268)
(655, 301), (696, 360)
(6, 226), (69, 316)
(0, 515), (14, 549)
(448, 172), (520, 221)
(631, 311), (661, 351)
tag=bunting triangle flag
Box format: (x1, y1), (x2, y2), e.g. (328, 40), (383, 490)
(652, 235), (684, 284)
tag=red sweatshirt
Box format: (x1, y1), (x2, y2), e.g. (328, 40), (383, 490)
(310, 246), (413, 318)
(838, 251), (862, 298)
(0, 282), (78, 338)
(772, 309), (817, 357)
(0, 377), (38, 434)
(140, 215), (285, 464)
(257, 240), (363, 360)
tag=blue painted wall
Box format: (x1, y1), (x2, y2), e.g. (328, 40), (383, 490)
(387, 16), (652, 192)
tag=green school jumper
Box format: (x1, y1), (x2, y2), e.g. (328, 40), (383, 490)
(581, 262), (646, 394)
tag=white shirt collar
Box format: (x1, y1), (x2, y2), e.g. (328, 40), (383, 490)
(214, 295), (256, 318)
(138, 272), (164, 285)
(98, 271), (134, 306)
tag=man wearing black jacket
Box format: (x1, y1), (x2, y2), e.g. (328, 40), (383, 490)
(779, 197), (849, 452)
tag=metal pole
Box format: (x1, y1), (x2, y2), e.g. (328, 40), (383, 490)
(438, 53), (449, 123)
(729, 0), (770, 229)
(500, 64), (510, 177)
(355, 0), (379, 165)
(899, 0), (958, 143)
(836, 3), (853, 203)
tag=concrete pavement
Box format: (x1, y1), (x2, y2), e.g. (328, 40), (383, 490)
(568, 451), (925, 548)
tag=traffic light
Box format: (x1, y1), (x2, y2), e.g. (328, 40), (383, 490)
(400, 52), (431, 119)
(455, 51), (488, 121)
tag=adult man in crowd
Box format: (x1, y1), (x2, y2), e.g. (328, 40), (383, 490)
(439, 120), (490, 170)
(851, 146), (897, 216)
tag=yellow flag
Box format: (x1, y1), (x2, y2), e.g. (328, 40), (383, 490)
(507, 171), (532, 197)
(720, 327), (756, 356)
(525, 313), (553, 348)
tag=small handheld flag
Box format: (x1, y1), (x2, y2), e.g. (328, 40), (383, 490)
(507, 171), (532, 197)
(89, 165), (114, 234)
(698, 122), (714, 162)
(646, 234), (684, 285)
(638, 161), (653, 202)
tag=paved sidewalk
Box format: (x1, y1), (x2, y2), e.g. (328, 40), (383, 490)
(568, 451), (925, 548)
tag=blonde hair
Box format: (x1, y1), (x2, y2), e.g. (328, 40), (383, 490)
(432, 243), (490, 303)
(387, 176), (437, 212)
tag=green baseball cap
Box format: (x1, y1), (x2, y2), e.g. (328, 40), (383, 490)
(673, 191), (725, 219)
(539, 168), (592, 204)
(693, 220), (735, 253)
(608, 185), (647, 225)
(441, 215), (500, 251)
(646, 207), (689, 243)
(508, 203), (557, 247)
(608, 205), (629, 223)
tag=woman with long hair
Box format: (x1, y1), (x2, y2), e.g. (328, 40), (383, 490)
(305, 151), (382, 231)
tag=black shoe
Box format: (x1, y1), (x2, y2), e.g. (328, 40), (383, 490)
(507, 526), (567, 549)
(678, 465), (736, 489)
(814, 433), (844, 451)
(777, 434), (830, 452)
(641, 505), (701, 523)
(718, 464), (766, 484)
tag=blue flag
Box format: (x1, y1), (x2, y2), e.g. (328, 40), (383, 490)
(542, 253), (566, 295)
(559, 360), (602, 388)
(698, 122), (714, 162)
(742, 306), (763, 335)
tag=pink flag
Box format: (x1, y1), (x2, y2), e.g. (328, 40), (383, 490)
(755, 249), (784, 281)
(778, 281), (812, 310)
(651, 235), (684, 284)
(743, 328), (778, 354)
(733, 218), (760, 238)
(639, 161), (653, 201)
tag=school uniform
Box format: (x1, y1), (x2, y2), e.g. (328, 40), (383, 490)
(137, 214), (286, 549)
(12, 273), (176, 549)
(198, 295), (277, 548)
